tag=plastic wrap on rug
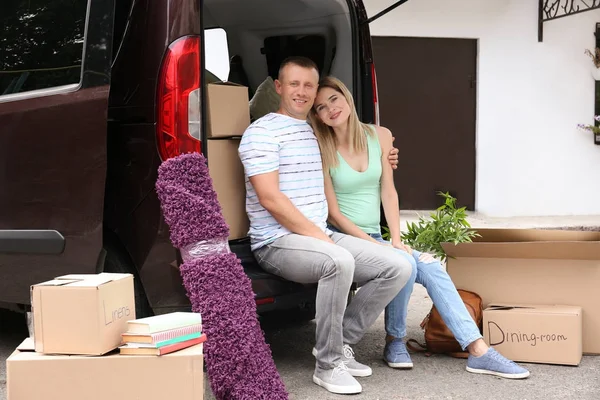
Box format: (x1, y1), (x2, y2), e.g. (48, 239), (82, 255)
(156, 153), (288, 400)
(180, 238), (230, 261)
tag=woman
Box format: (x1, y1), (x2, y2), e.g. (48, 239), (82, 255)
(309, 76), (529, 380)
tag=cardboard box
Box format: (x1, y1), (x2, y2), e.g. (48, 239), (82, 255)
(31, 273), (135, 355)
(443, 228), (600, 354)
(206, 82), (250, 138)
(7, 339), (204, 400)
(207, 138), (249, 240)
(483, 304), (582, 365)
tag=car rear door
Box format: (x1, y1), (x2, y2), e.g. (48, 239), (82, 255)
(349, 0), (379, 125)
(0, 0), (115, 305)
(351, 0), (410, 124)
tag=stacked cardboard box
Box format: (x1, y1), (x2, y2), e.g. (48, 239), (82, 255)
(206, 82), (251, 241)
(443, 228), (600, 366)
(6, 273), (205, 400)
(30, 273), (135, 355)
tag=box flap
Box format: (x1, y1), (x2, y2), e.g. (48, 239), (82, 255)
(53, 273), (131, 287)
(11, 342), (203, 362)
(471, 228), (600, 243)
(16, 338), (35, 352)
(486, 303), (582, 315)
(442, 240), (600, 260)
(33, 279), (80, 287)
(208, 81), (244, 88)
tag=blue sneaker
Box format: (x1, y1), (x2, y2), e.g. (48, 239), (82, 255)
(384, 338), (413, 369)
(467, 348), (530, 379)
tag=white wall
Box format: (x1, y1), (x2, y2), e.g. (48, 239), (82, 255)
(365, 0), (600, 217)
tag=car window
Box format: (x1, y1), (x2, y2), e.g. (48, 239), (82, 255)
(112, 0), (134, 64)
(0, 0), (89, 96)
(204, 28), (230, 81)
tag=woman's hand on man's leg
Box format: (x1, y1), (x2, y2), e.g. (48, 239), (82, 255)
(418, 252), (437, 264)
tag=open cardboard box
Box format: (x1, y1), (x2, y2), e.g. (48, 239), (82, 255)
(442, 228), (600, 354)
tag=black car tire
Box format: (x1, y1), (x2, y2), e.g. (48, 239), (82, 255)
(102, 235), (153, 319)
(295, 301), (317, 322)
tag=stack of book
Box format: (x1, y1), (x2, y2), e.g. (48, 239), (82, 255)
(119, 312), (206, 356)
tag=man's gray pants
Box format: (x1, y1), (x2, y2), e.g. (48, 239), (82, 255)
(254, 232), (413, 369)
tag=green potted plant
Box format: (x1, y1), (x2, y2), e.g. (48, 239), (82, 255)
(585, 48), (600, 80)
(577, 116), (600, 145)
(383, 192), (480, 262)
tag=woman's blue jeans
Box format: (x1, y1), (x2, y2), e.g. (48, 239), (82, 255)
(368, 233), (482, 350)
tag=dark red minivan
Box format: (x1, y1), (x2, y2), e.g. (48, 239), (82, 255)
(0, 0), (388, 318)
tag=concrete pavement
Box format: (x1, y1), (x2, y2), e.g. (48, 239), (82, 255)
(3, 286), (599, 400)
(0, 310), (28, 400)
(2, 212), (600, 399)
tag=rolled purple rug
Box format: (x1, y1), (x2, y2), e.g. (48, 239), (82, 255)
(156, 153), (288, 400)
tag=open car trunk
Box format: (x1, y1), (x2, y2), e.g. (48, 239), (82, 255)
(202, 0), (355, 99)
(199, 0), (357, 310)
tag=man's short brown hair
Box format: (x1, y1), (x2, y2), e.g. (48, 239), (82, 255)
(278, 56), (319, 81)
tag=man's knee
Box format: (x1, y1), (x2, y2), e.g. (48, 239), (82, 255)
(406, 255), (418, 278)
(388, 254), (416, 286)
(395, 249), (417, 274)
(408, 260), (418, 284)
(323, 248), (355, 278)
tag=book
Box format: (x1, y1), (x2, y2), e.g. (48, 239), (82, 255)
(119, 334), (206, 356)
(123, 332), (201, 348)
(121, 323), (202, 345)
(125, 312), (202, 334)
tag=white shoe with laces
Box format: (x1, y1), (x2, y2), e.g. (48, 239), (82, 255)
(312, 344), (373, 377)
(313, 361), (362, 394)
(342, 344), (373, 377)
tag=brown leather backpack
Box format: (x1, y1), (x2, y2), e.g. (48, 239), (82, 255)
(407, 289), (483, 358)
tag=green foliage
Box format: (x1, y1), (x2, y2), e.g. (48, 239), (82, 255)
(382, 192), (480, 262)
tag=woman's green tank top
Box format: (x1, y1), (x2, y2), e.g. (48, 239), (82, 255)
(330, 131), (382, 234)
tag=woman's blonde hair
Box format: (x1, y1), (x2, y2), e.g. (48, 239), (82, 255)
(309, 76), (375, 172)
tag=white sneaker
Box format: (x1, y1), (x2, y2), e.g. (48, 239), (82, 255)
(313, 362), (362, 394)
(342, 344), (373, 377)
(311, 344), (373, 377)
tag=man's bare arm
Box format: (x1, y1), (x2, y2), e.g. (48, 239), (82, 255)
(250, 171), (333, 243)
(388, 136), (399, 169)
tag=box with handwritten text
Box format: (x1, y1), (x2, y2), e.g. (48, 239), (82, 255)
(31, 273), (135, 355)
(443, 228), (600, 354)
(483, 304), (582, 366)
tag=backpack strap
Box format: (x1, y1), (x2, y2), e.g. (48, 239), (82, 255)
(406, 339), (432, 357)
(406, 339), (469, 359)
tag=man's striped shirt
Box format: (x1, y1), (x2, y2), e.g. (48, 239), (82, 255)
(238, 113), (329, 250)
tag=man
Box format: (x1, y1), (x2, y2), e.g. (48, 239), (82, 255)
(238, 56), (413, 395)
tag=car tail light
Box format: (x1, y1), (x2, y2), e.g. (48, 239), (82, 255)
(371, 63), (380, 125)
(156, 36), (202, 161)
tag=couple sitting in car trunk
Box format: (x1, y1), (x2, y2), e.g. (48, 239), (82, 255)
(238, 56), (529, 396)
